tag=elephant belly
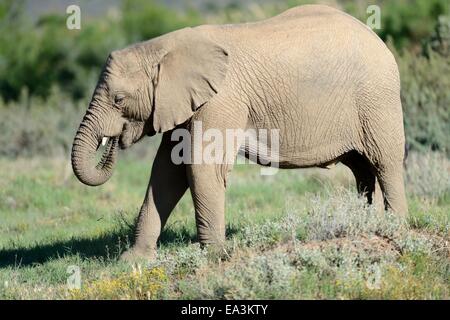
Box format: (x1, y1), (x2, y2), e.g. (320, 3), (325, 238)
(240, 117), (356, 169)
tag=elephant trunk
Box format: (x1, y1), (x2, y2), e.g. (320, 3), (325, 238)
(71, 114), (119, 186)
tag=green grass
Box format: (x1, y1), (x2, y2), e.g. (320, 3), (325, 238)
(0, 151), (448, 299)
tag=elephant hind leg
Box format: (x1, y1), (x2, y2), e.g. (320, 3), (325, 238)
(357, 117), (408, 215)
(351, 147), (407, 215)
(341, 151), (380, 205)
(375, 161), (408, 216)
(120, 133), (189, 262)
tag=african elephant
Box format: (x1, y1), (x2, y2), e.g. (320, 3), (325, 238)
(71, 5), (408, 261)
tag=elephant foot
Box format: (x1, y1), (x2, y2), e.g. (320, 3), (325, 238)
(119, 247), (156, 263)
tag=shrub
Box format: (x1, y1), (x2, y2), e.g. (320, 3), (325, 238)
(405, 151), (450, 199)
(121, 0), (202, 43)
(396, 48), (450, 155)
(423, 15), (450, 57)
(70, 266), (167, 299)
(179, 251), (299, 299)
(156, 244), (209, 276)
(334, 0), (449, 50)
(304, 189), (406, 241)
(0, 2), (124, 101)
(237, 187), (411, 250)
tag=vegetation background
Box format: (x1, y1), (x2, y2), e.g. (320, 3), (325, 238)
(0, 0), (448, 299)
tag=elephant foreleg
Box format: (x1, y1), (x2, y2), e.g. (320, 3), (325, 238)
(120, 132), (188, 261)
(186, 104), (248, 247)
(187, 163), (228, 245)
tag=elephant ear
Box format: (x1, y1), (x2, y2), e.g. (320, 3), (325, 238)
(153, 29), (229, 133)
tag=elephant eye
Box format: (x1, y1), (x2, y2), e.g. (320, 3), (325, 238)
(114, 94), (125, 106)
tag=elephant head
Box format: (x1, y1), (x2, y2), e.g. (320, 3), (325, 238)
(71, 28), (229, 186)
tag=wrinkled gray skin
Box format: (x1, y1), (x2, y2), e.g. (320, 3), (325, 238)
(71, 5), (408, 261)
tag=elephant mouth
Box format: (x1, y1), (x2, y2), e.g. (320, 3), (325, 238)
(98, 136), (120, 152)
(101, 125), (131, 150)
(118, 130), (132, 150)
(117, 120), (155, 150)
(97, 136), (119, 165)
(101, 134), (128, 151)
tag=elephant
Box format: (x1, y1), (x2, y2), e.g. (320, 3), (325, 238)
(71, 5), (408, 261)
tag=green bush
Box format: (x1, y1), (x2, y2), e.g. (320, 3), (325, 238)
(0, 5), (126, 102)
(395, 48), (450, 155)
(121, 0), (202, 43)
(379, 0), (448, 50)
(423, 15), (450, 57)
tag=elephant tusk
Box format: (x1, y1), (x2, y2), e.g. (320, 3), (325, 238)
(101, 137), (108, 146)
